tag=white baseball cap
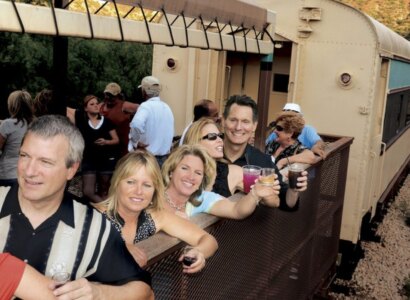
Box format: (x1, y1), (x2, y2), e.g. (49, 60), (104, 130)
(283, 103), (301, 113)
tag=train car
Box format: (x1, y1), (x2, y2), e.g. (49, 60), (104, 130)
(154, 0), (410, 255)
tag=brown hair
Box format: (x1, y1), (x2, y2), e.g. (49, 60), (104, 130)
(275, 111), (305, 139)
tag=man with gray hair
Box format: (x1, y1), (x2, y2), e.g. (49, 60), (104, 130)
(129, 76), (174, 166)
(0, 115), (153, 299)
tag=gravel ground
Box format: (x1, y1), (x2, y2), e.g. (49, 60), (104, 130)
(330, 174), (410, 299)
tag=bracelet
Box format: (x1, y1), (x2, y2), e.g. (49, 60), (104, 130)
(250, 187), (261, 206)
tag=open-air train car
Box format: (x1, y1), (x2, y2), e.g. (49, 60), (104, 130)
(155, 0), (410, 251)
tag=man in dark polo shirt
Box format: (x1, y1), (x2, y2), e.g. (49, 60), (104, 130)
(0, 115), (153, 299)
(221, 95), (309, 210)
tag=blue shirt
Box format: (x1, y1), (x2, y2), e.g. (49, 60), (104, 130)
(265, 125), (320, 149)
(185, 191), (223, 217)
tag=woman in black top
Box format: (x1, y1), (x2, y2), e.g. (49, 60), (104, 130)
(77, 95), (120, 202)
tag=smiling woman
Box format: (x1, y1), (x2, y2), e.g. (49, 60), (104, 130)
(162, 144), (279, 220)
(95, 151), (218, 273)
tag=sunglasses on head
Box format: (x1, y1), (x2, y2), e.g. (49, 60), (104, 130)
(201, 132), (224, 141)
(275, 125), (285, 132)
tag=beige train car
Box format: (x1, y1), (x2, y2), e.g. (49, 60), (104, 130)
(153, 0), (410, 247)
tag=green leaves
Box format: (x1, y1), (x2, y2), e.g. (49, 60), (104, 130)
(0, 32), (152, 117)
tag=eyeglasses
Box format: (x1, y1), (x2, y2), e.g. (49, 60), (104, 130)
(275, 125), (285, 132)
(201, 132), (224, 141)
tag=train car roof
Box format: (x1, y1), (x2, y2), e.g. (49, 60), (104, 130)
(366, 16), (410, 61)
(0, 0), (275, 54)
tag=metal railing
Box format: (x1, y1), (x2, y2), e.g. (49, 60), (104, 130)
(138, 135), (353, 299)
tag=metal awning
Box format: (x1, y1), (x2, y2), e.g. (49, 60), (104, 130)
(0, 0), (275, 54)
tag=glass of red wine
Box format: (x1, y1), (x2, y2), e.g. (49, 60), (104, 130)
(182, 246), (197, 266)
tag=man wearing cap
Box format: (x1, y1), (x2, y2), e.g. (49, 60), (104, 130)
(129, 76), (174, 166)
(100, 82), (138, 157)
(266, 103), (326, 159)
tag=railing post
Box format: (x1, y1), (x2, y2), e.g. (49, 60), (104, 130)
(255, 53), (273, 150)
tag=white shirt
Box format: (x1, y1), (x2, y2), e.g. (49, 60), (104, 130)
(128, 96), (174, 155)
(178, 121), (193, 146)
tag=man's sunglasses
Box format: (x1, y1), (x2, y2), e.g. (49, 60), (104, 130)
(275, 125), (285, 132)
(201, 132), (224, 141)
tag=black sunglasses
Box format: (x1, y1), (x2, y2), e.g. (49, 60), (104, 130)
(201, 132), (224, 141)
(275, 125), (285, 132)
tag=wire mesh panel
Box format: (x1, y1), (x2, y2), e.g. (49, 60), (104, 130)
(145, 137), (352, 300)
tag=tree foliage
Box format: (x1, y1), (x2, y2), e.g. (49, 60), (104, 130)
(339, 0), (410, 39)
(0, 32), (152, 118)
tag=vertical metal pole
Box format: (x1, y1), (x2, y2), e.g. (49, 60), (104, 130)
(52, 0), (68, 115)
(255, 53), (273, 150)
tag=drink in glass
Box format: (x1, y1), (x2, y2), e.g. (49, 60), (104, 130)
(260, 168), (276, 186)
(242, 165), (262, 193)
(288, 163), (303, 190)
(182, 246), (197, 266)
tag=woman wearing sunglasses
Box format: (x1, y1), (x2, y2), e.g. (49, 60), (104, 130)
(162, 144), (277, 220)
(182, 118), (261, 198)
(265, 112), (315, 169)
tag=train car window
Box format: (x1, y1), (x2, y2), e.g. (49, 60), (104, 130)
(382, 89), (410, 147)
(273, 73), (289, 92)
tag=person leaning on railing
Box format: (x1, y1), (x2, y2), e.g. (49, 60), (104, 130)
(161, 144), (298, 220)
(95, 150), (218, 274)
(266, 103), (327, 159)
(265, 111), (316, 170)
(221, 95), (308, 210)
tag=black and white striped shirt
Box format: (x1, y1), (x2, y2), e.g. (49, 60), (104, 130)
(0, 184), (151, 285)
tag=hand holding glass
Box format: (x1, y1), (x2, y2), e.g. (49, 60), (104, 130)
(182, 246), (197, 266)
(288, 163), (303, 190)
(242, 165), (262, 193)
(259, 168), (276, 186)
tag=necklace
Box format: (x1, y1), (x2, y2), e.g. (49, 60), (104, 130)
(165, 192), (186, 211)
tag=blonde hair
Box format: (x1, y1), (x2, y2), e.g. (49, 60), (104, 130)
(7, 90), (34, 125)
(275, 111), (305, 139)
(98, 151), (164, 222)
(183, 117), (219, 145)
(162, 145), (216, 206)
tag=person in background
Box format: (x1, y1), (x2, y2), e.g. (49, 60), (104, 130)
(129, 76), (174, 167)
(96, 150), (218, 273)
(266, 103), (327, 159)
(0, 90), (34, 186)
(77, 95), (120, 203)
(33, 89), (54, 117)
(178, 99), (220, 146)
(162, 145), (288, 219)
(100, 82), (138, 157)
(0, 115), (153, 299)
(265, 111), (316, 169)
(221, 95), (307, 210)
(0, 253), (55, 300)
